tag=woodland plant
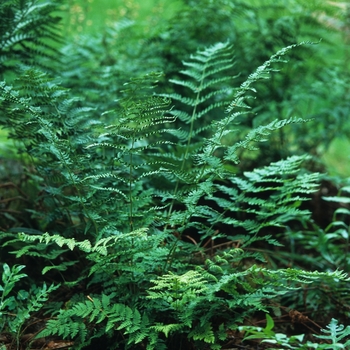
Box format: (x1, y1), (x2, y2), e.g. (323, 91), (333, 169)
(0, 263), (59, 349)
(54, 0), (350, 167)
(0, 1), (350, 350)
(0, 0), (62, 80)
(130, 0), (350, 165)
(240, 314), (350, 349)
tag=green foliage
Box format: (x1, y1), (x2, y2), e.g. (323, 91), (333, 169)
(277, 180), (350, 271)
(240, 314), (350, 349)
(0, 0), (350, 349)
(146, 266), (349, 348)
(37, 293), (150, 349)
(0, 263), (59, 348)
(0, 0), (62, 79)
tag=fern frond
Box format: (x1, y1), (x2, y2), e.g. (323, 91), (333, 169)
(207, 155), (320, 238)
(226, 42), (313, 114)
(38, 315), (87, 339)
(150, 323), (184, 338)
(315, 318), (350, 346)
(38, 293), (149, 347)
(0, 0), (62, 76)
(188, 322), (215, 343)
(18, 229), (149, 255)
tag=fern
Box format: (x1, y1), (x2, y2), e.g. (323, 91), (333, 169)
(156, 42), (318, 274)
(0, 1), (349, 349)
(145, 265), (350, 348)
(17, 228), (149, 276)
(161, 42), (235, 213)
(281, 181), (350, 272)
(241, 314), (350, 350)
(314, 318), (350, 348)
(212, 155), (320, 233)
(0, 263), (59, 347)
(0, 69), (100, 238)
(85, 72), (174, 233)
(147, 270), (208, 313)
(197, 42), (313, 170)
(37, 293), (150, 349)
(0, 30), (343, 349)
(0, 0), (62, 78)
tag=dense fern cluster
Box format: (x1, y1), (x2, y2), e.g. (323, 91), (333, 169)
(1, 1), (350, 349)
(0, 0), (62, 78)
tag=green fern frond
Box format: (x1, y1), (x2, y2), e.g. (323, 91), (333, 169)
(38, 315), (87, 339)
(18, 232), (91, 251)
(83, 75), (176, 232)
(205, 155), (320, 241)
(188, 322), (215, 343)
(38, 293), (149, 346)
(18, 228), (149, 255)
(195, 43), (313, 170)
(42, 261), (78, 275)
(163, 41), (234, 151)
(226, 42), (313, 114)
(1, 264), (60, 339)
(150, 323), (184, 338)
(0, 0), (62, 77)
(314, 318), (350, 347)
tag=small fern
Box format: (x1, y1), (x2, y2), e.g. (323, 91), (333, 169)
(314, 318), (350, 349)
(37, 293), (150, 349)
(17, 228), (149, 274)
(241, 314), (350, 350)
(147, 270), (208, 313)
(0, 263), (59, 347)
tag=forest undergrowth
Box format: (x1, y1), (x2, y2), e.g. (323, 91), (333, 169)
(1, 0), (350, 349)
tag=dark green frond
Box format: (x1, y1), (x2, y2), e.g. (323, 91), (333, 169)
(0, 0), (63, 77)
